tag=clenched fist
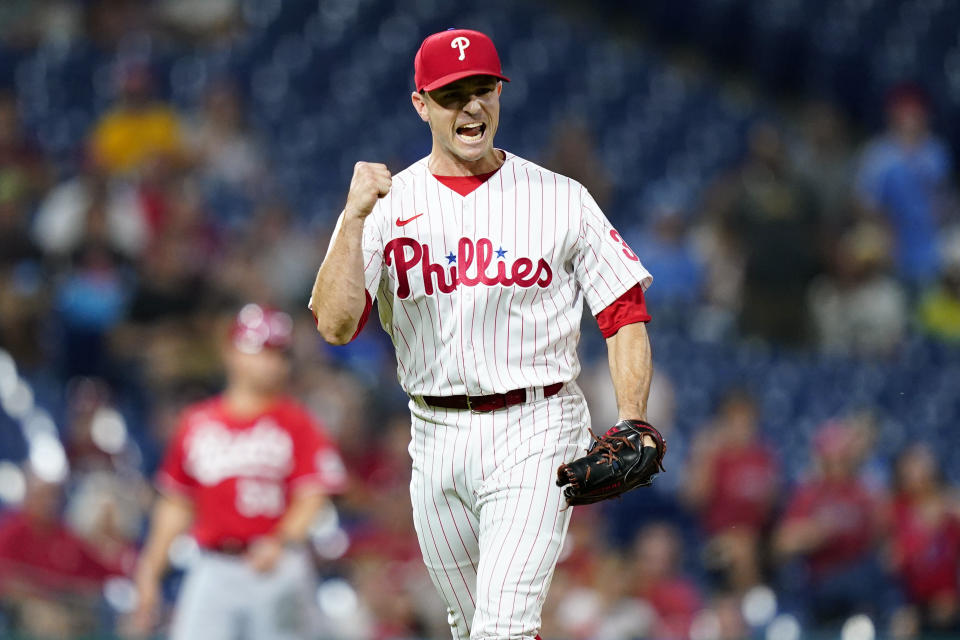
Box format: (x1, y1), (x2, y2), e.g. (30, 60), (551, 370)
(345, 162), (392, 220)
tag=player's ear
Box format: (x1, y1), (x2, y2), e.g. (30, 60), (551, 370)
(411, 91), (429, 123)
(497, 81), (502, 96)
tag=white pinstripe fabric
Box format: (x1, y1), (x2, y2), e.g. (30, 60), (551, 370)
(408, 383), (592, 640)
(311, 152), (652, 398)
(310, 151), (654, 639)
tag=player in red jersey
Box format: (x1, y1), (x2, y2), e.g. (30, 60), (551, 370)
(130, 304), (346, 639)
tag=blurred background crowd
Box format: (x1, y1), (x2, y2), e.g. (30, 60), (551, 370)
(0, 0), (959, 639)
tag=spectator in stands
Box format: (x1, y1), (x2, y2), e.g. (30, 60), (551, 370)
(0, 91), (50, 209)
(0, 1), (77, 48)
(62, 377), (121, 473)
(631, 522), (704, 639)
(32, 160), (150, 260)
(65, 470), (145, 578)
(0, 470), (122, 638)
(808, 221), (908, 357)
(188, 81), (266, 196)
(85, 0), (151, 49)
(246, 202), (326, 308)
(888, 444), (960, 635)
(346, 557), (434, 640)
(0, 175), (39, 269)
(917, 228), (960, 343)
(690, 189), (745, 340)
(700, 592), (749, 640)
(542, 116), (613, 210)
(682, 389), (780, 592)
(719, 121), (822, 345)
(856, 84), (953, 288)
(629, 204), (705, 314)
(0, 145), (44, 364)
(155, 0), (242, 45)
(52, 242), (131, 379)
(792, 100), (856, 228)
(86, 172), (220, 391)
(547, 550), (656, 640)
(123, 232), (210, 325)
(773, 421), (898, 629)
(88, 63), (186, 176)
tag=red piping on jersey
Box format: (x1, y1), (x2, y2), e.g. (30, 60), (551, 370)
(595, 283), (651, 338)
(432, 169), (499, 196)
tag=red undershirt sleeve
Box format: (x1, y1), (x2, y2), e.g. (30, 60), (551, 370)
(350, 291), (373, 341)
(309, 290), (373, 343)
(595, 283), (651, 338)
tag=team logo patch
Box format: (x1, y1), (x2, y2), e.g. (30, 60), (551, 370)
(385, 236), (552, 298)
(451, 36), (470, 61)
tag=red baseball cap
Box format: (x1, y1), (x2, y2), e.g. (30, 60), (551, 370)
(414, 29), (510, 92)
(230, 304), (293, 354)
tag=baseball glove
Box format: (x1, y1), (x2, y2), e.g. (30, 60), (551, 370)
(556, 419), (666, 506)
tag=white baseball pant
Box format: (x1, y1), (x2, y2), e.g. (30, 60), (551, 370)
(408, 382), (592, 640)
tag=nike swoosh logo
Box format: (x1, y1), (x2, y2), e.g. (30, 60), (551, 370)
(396, 213), (424, 227)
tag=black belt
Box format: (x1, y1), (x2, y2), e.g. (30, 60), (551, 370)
(207, 539), (249, 555)
(419, 383), (564, 413)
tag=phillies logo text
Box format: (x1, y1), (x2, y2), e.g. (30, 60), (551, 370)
(385, 237), (553, 298)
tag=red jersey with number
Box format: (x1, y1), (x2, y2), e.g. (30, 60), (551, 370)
(890, 495), (960, 603)
(157, 395), (346, 549)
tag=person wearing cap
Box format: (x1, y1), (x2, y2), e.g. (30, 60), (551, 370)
(856, 83), (953, 288)
(773, 420), (898, 630)
(129, 304), (347, 639)
(310, 29), (656, 640)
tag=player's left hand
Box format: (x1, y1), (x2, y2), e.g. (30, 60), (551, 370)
(556, 419), (667, 505)
(245, 536), (285, 573)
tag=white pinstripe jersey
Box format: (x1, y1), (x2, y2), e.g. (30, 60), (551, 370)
(331, 151), (652, 397)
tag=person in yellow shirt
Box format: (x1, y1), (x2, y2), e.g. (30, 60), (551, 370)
(88, 64), (185, 175)
(917, 235), (960, 343)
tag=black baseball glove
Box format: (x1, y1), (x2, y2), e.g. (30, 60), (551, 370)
(556, 419), (666, 506)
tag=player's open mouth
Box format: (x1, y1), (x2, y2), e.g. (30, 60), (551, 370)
(456, 122), (486, 142)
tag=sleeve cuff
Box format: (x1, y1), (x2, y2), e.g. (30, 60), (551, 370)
(595, 283), (651, 338)
(155, 472), (195, 498)
(290, 472), (347, 495)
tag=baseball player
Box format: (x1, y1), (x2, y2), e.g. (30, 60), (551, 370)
(131, 304), (347, 640)
(310, 29), (657, 640)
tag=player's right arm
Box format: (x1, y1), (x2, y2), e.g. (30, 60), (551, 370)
(310, 162), (391, 345)
(129, 493), (193, 633)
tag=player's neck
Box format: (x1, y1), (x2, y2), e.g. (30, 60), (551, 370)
(428, 148), (504, 176)
(221, 385), (280, 418)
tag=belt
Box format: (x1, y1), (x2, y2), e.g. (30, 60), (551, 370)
(206, 539), (249, 555)
(418, 382), (564, 413)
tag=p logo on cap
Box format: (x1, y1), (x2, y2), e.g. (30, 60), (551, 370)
(451, 36), (470, 60)
(414, 28), (510, 92)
